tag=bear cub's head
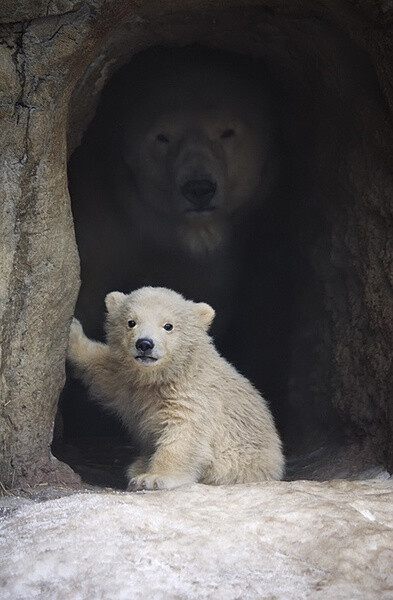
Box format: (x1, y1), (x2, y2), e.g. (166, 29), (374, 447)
(105, 287), (215, 375)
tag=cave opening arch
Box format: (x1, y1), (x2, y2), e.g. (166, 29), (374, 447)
(53, 3), (393, 487)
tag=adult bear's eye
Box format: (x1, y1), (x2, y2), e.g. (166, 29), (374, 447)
(163, 323), (173, 331)
(220, 128), (235, 139)
(128, 320), (136, 328)
(156, 133), (169, 144)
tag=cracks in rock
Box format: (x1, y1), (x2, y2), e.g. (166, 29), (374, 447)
(0, 22), (36, 416)
(39, 3), (93, 43)
(47, 22), (69, 42)
(11, 21), (33, 161)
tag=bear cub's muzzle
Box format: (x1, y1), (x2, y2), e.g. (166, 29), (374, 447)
(135, 337), (158, 364)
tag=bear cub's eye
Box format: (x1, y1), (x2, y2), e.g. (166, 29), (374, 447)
(221, 128), (235, 139)
(128, 320), (136, 328)
(156, 134), (169, 144)
(163, 323), (173, 331)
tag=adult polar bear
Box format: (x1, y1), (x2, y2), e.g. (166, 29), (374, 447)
(118, 47), (277, 254)
(69, 46), (280, 343)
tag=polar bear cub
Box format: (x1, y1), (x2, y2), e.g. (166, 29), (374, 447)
(67, 286), (284, 489)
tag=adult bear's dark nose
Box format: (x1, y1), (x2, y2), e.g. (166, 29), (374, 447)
(181, 179), (217, 210)
(135, 338), (154, 352)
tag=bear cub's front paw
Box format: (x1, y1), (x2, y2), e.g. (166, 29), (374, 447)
(67, 317), (85, 359)
(128, 473), (193, 491)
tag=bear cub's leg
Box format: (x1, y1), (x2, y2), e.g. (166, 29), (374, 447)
(127, 457), (150, 478)
(127, 442), (200, 491)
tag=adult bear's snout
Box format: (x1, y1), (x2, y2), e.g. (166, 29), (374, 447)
(181, 179), (217, 211)
(135, 338), (155, 352)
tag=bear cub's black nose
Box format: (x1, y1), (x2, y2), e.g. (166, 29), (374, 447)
(136, 338), (155, 352)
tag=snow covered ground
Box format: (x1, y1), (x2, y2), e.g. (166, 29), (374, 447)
(1, 478), (393, 599)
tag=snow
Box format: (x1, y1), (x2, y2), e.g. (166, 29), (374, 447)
(1, 479), (393, 599)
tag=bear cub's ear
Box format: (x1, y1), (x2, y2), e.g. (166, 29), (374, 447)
(195, 302), (215, 330)
(105, 291), (126, 312)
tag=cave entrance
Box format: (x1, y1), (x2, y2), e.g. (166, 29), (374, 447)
(53, 9), (392, 487)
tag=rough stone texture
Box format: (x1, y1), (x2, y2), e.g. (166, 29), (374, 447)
(0, 0), (392, 487)
(1, 479), (392, 598)
(0, 10), (84, 486)
(0, 2), (86, 23)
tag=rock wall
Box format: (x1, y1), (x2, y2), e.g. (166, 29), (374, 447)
(0, 0), (392, 487)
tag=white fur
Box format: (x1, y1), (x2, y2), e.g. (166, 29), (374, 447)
(67, 287), (284, 490)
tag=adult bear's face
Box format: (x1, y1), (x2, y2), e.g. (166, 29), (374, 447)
(123, 106), (269, 219)
(118, 51), (276, 252)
